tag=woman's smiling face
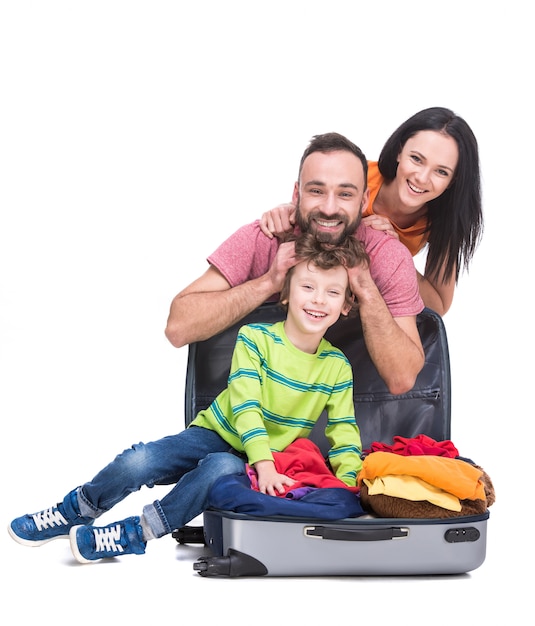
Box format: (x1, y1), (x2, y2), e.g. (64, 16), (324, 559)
(395, 130), (459, 208)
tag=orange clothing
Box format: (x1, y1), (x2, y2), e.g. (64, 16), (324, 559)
(364, 161), (429, 257)
(358, 451), (486, 502)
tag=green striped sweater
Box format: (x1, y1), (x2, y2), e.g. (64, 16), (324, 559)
(190, 321), (362, 485)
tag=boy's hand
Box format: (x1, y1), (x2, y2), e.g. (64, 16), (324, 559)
(254, 459), (296, 496)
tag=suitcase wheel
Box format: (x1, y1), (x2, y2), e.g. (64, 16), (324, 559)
(194, 548), (268, 577)
(172, 525), (206, 545)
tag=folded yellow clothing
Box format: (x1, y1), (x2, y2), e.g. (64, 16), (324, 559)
(362, 475), (462, 511)
(358, 452), (486, 501)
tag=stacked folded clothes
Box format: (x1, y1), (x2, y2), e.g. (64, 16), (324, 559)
(358, 435), (495, 518)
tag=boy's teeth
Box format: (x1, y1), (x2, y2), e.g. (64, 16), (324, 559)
(305, 310), (326, 318)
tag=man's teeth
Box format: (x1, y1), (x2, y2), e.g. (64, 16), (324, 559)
(305, 310), (326, 318)
(316, 219), (339, 227)
(408, 181), (425, 193)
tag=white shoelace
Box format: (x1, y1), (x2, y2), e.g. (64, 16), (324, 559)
(93, 524), (124, 554)
(32, 507), (68, 530)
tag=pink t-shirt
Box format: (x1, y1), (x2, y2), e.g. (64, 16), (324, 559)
(207, 221), (424, 317)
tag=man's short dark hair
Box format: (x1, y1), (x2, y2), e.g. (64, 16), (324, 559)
(298, 132), (368, 188)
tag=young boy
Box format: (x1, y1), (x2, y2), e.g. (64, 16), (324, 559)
(8, 232), (365, 564)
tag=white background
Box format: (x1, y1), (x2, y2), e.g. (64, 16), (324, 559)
(1, 1), (532, 623)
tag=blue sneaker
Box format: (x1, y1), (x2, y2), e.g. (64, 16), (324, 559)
(70, 516), (146, 564)
(8, 489), (94, 547)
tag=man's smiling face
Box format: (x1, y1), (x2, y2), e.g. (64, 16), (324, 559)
(293, 150), (369, 244)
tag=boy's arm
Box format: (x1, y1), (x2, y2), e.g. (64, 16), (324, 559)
(326, 363), (363, 487)
(227, 326), (298, 496)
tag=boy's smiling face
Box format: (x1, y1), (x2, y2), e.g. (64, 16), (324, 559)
(283, 260), (350, 353)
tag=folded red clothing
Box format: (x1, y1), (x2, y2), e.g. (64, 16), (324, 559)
(247, 438), (358, 496)
(365, 434), (459, 458)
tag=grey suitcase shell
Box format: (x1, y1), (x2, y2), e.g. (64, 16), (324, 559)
(177, 303), (489, 577)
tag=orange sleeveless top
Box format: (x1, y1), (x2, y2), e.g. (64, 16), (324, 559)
(364, 161), (428, 257)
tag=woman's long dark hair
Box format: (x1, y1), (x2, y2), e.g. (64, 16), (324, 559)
(378, 107), (483, 284)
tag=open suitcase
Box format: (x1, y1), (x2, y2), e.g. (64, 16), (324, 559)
(173, 302), (490, 577)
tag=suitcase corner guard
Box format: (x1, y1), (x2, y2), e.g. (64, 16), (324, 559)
(194, 548), (268, 577)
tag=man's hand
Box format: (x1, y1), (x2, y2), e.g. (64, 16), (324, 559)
(346, 261), (378, 296)
(266, 240), (298, 292)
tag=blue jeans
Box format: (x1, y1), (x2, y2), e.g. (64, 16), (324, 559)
(77, 427), (245, 538)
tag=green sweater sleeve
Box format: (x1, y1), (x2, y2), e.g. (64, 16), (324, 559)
(325, 360), (363, 486)
(226, 327), (274, 465)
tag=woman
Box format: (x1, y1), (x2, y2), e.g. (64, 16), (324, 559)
(260, 107), (483, 315)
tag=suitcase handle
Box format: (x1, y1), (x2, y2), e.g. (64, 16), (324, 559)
(304, 525), (409, 542)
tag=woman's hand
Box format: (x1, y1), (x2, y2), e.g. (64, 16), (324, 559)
(361, 214), (399, 240)
(259, 203), (296, 239)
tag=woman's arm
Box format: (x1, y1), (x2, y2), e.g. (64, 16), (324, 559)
(359, 214), (456, 315)
(417, 260), (456, 315)
(259, 203), (296, 238)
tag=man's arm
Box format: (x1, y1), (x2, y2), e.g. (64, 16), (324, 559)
(348, 265), (425, 395)
(165, 241), (297, 348)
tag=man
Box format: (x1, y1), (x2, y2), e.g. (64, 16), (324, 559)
(165, 133), (425, 394)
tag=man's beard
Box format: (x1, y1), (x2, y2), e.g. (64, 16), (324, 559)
(295, 202), (362, 245)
